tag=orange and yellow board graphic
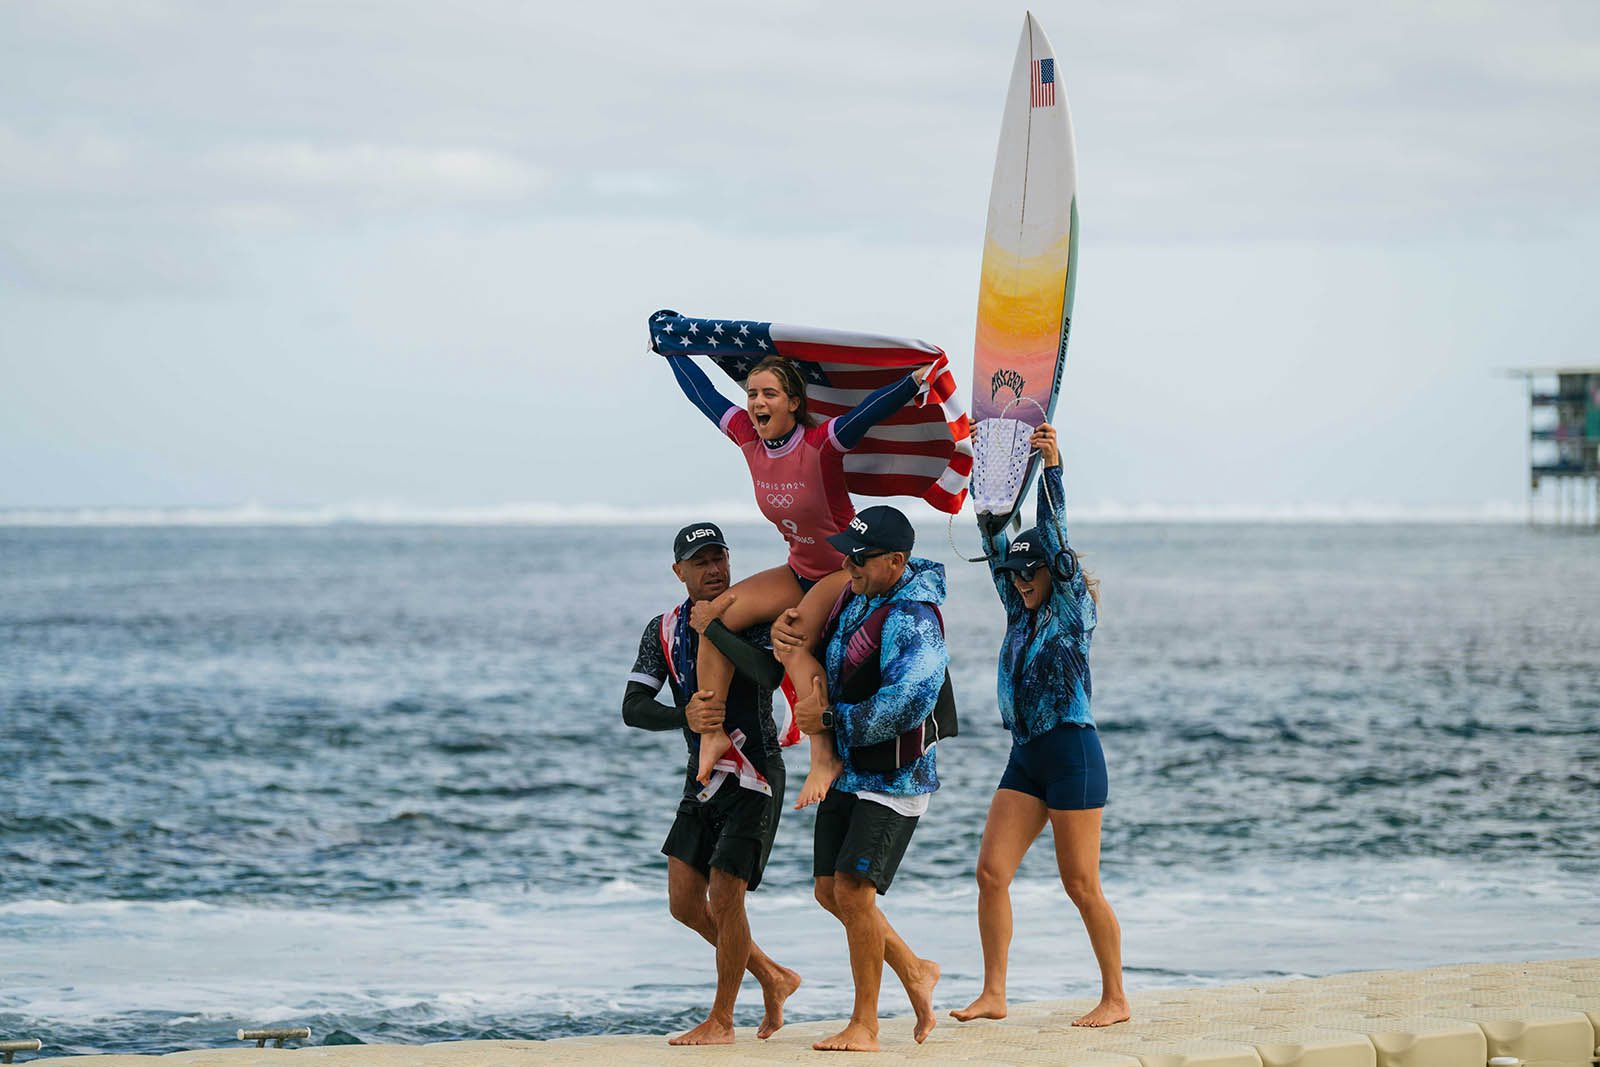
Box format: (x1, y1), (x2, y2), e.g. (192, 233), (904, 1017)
(973, 229), (1071, 421)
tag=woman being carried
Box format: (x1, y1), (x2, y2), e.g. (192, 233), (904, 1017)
(664, 344), (929, 808)
(951, 422), (1129, 1029)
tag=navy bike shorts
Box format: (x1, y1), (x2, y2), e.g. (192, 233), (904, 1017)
(997, 722), (1107, 811)
(788, 566), (821, 594)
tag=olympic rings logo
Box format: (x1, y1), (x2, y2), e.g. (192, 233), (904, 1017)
(766, 493), (795, 508)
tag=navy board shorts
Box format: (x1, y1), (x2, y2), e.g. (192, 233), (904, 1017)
(998, 722), (1108, 811)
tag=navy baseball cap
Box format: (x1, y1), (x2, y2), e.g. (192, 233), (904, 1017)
(995, 527), (1050, 573)
(826, 505), (915, 560)
(673, 522), (729, 561)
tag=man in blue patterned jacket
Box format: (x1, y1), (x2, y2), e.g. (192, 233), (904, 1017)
(783, 504), (951, 1052)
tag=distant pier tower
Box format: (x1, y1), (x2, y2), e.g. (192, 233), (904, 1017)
(1510, 366), (1600, 528)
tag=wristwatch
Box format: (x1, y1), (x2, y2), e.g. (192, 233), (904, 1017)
(819, 708), (835, 730)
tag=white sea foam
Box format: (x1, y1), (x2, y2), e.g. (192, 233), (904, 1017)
(2, 857), (1589, 1042)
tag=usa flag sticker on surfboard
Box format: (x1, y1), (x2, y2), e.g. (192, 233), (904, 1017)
(970, 12), (1079, 535)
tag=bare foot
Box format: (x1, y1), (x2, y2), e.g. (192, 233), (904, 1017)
(794, 733), (842, 809)
(756, 965), (802, 1039)
(906, 958), (941, 1043)
(812, 1020), (879, 1052)
(696, 728), (733, 784)
(668, 1016), (736, 1045)
(1072, 996), (1131, 1027)
(950, 990), (1007, 1022)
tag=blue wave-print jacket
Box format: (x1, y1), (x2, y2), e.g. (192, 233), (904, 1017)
(984, 465), (1097, 742)
(825, 556), (948, 797)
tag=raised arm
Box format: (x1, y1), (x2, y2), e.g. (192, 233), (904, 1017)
(984, 525), (1022, 611)
(829, 370), (923, 450)
(1029, 424), (1089, 628)
(667, 355), (738, 430)
(1031, 423), (1070, 560)
(1035, 466), (1070, 561)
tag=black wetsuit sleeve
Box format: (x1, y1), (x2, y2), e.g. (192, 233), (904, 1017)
(704, 620), (784, 690)
(621, 616), (686, 730)
(623, 681), (687, 731)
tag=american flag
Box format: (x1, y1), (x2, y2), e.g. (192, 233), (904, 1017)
(650, 310), (972, 514)
(1031, 57), (1056, 108)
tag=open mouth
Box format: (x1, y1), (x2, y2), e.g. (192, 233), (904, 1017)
(754, 412), (771, 428)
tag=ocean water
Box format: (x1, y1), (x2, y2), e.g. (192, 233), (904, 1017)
(2, 522), (1597, 1056)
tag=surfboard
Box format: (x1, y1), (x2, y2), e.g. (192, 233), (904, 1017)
(970, 12), (1079, 537)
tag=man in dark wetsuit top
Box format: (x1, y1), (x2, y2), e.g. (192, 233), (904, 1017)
(622, 522), (802, 1046)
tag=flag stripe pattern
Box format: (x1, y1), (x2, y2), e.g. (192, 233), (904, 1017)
(650, 312), (971, 514)
(1032, 57), (1056, 108)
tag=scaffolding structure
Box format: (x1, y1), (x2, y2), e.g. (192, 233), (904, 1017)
(1509, 366), (1600, 528)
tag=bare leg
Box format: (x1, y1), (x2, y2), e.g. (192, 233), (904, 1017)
(814, 875), (941, 1046)
(1048, 808), (1129, 1027)
(952, 788), (1047, 1022)
(813, 873), (884, 1051)
(668, 870), (752, 1045)
(694, 566), (805, 783)
(666, 859), (801, 1041)
(774, 571), (851, 808)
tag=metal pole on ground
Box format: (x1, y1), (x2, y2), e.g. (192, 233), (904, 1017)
(0, 1041), (41, 1065)
(237, 1029), (312, 1049)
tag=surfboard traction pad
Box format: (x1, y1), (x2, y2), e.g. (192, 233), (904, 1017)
(972, 416), (1040, 524)
(27, 957), (1599, 1066)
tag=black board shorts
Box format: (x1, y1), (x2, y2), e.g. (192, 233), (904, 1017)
(812, 787), (920, 895)
(661, 764), (785, 891)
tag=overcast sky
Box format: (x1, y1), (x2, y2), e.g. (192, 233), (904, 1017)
(3, 1), (1597, 518)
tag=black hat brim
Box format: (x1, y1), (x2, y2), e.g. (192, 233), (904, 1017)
(825, 531), (871, 555)
(676, 540), (729, 562)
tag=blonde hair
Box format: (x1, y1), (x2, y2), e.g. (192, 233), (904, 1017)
(1069, 549), (1101, 612)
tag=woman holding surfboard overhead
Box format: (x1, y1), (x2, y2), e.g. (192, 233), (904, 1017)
(648, 309), (971, 809)
(952, 423), (1128, 1029)
(957, 13), (1125, 1028)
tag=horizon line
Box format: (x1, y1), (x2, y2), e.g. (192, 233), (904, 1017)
(0, 498), (1530, 528)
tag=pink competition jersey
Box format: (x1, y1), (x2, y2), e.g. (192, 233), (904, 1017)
(721, 409), (854, 581)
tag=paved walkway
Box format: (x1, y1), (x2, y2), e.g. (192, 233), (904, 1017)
(24, 958), (1599, 1066)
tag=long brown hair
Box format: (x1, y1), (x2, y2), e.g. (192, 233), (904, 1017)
(745, 356), (818, 428)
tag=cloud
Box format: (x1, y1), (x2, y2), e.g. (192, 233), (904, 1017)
(586, 170), (681, 199)
(0, 122), (543, 206)
(204, 142), (545, 203)
(0, 124), (135, 194)
(0, 225), (233, 299)
(4, 1), (1597, 246)
(0, 122), (547, 293)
